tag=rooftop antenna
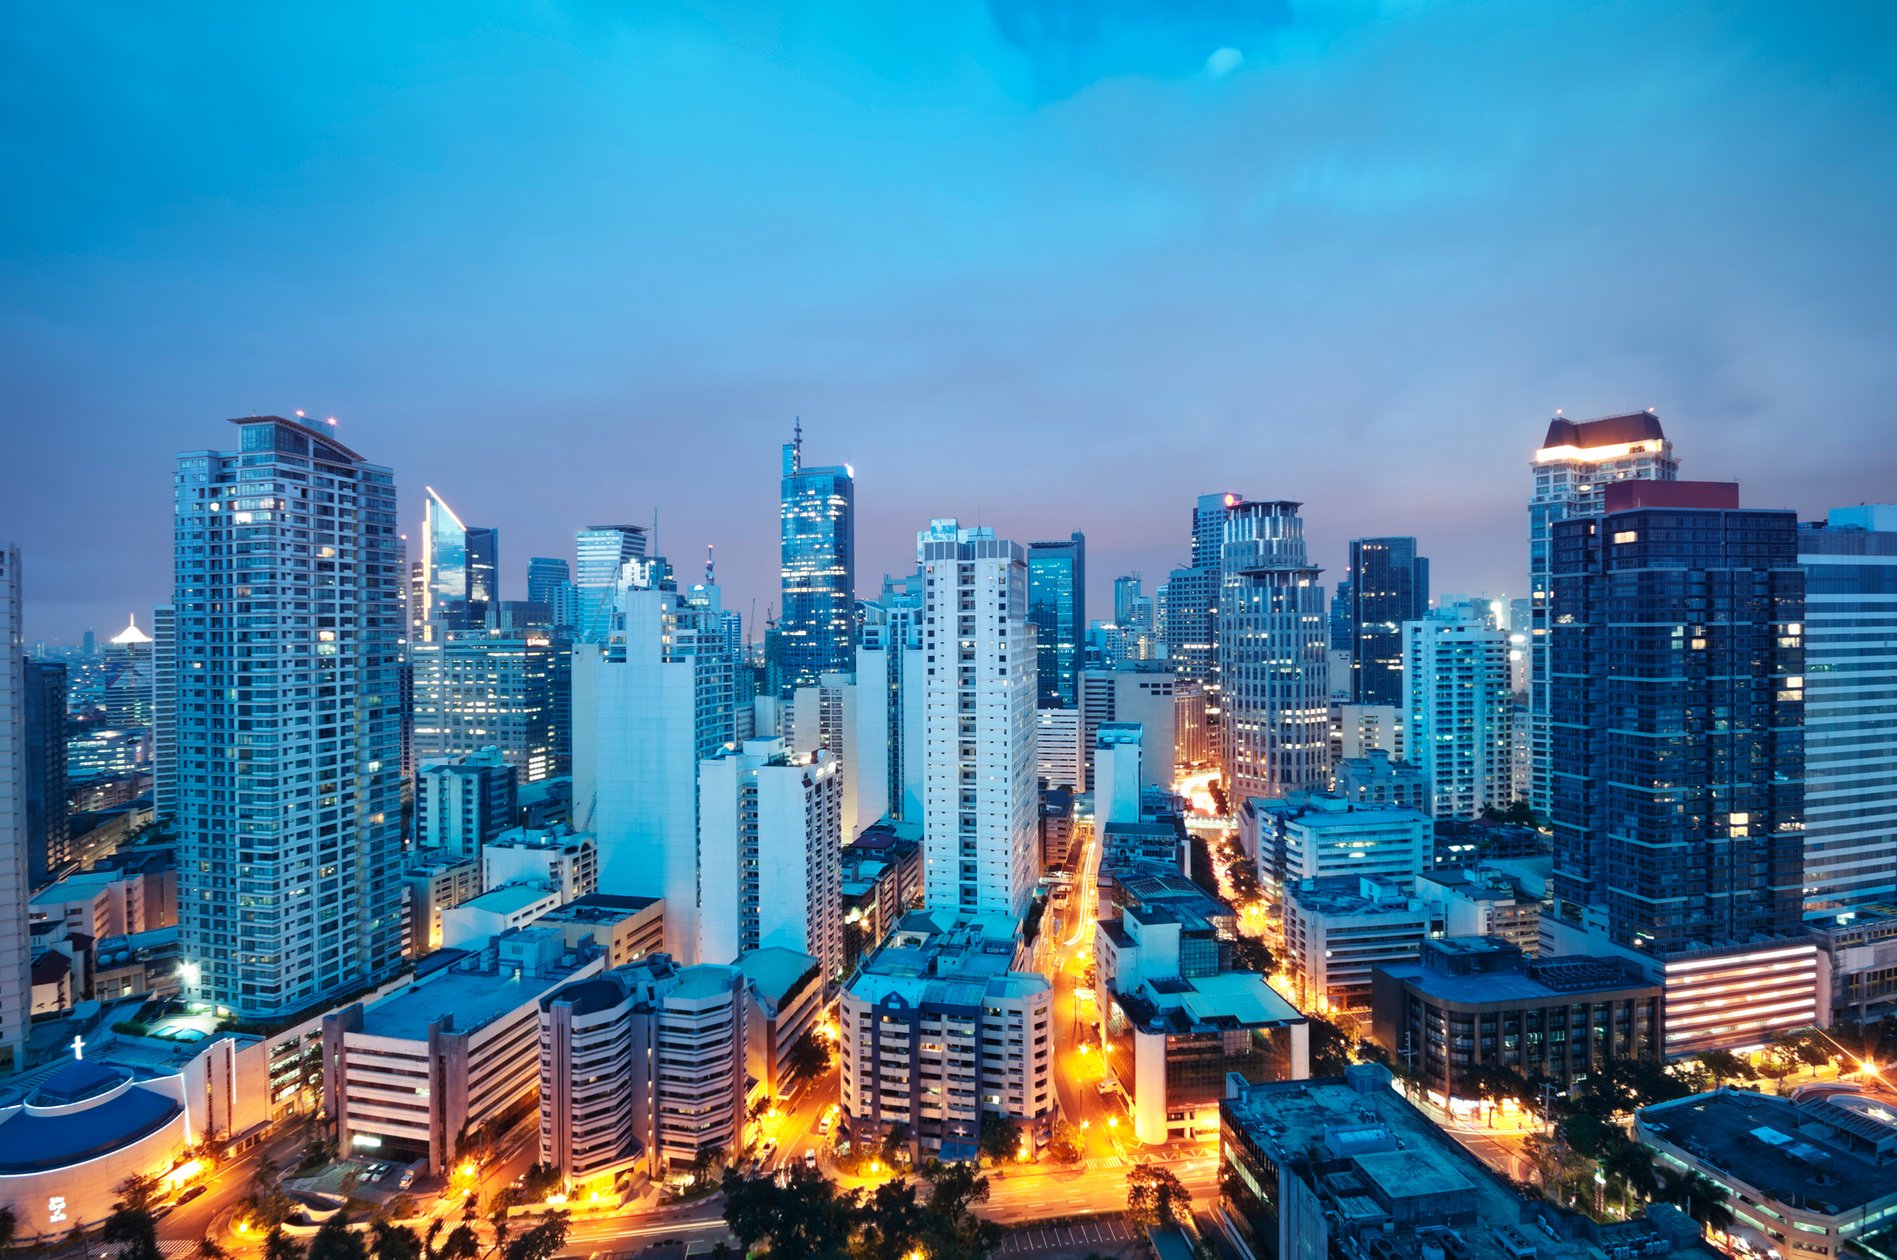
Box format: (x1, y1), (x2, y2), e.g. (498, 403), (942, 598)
(705, 544), (716, 585)
(748, 598), (756, 648)
(651, 508), (659, 560)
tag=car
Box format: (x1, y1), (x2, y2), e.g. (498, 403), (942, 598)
(177, 1185), (208, 1206)
(398, 1169), (416, 1190)
(804, 1149), (817, 1170)
(817, 1115), (832, 1134)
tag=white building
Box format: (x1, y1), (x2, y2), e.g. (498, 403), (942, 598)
(1244, 791), (1430, 892)
(441, 885), (562, 950)
(918, 521), (1040, 922)
(411, 635), (559, 785)
(1402, 605), (1514, 820)
(788, 656), (892, 841)
(0, 542), (27, 1070)
(1331, 750), (1429, 813)
(172, 415), (405, 1021)
(324, 928), (603, 1174)
(1414, 868), (1541, 955)
(697, 739), (843, 977)
(1527, 411), (1678, 811)
(1331, 703), (1403, 763)
(840, 911), (1053, 1158)
(415, 749), (518, 857)
(1282, 877), (1442, 1016)
(1094, 723), (1142, 828)
(1218, 501), (1330, 806)
(1034, 708), (1083, 792)
(1078, 668), (1186, 791)
(482, 825), (598, 903)
(573, 579), (736, 961)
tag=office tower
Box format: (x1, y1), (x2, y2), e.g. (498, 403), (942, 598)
(172, 415), (405, 1019)
(415, 749), (519, 857)
(859, 579), (928, 824)
(1027, 533), (1085, 709)
(419, 487), (498, 638)
(1077, 667), (1184, 791)
(0, 543), (29, 1069)
(151, 606), (177, 820)
(1549, 481), (1803, 954)
(1401, 604), (1513, 820)
(411, 633), (558, 782)
(23, 659), (69, 882)
(1799, 505), (1897, 918)
(1528, 411), (1678, 812)
(101, 615), (155, 727)
(918, 519), (1039, 921)
(1328, 580), (1353, 653)
(698, 739), (843, 974)
(1347, 538), (1428, 707)
(1167, 493), (1242, 748)
(574, 525), (648, 644)
(527, 556), (575, 629)
(1219, 500), (1330, 805)
(573, 570), (736, 960)
(1113, 575), (1148, 628)
(778, 423), (856, 693)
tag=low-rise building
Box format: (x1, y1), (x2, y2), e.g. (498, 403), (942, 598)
(482, 825), (598, 902)
(1244, 791), (1430, 891)
(735, 946), (825, 1098)
(840, 823), (923, 973)
(1282, 877), (1441, 1017)
(1370, 937), (1662, 1110)
(538, 894), (664, 968)
(415, 749), (518, 858)
(440, 884), (562, 951)
(1416, 869), (1541, 955)
(1811, 906), (1897, 1017)
(1636, 1087), (1897, 1260)
(840, 912), (1054, 1159)
(29, 869), (149, 945)
(323, 928), (603, 1173)
(404, 853), (483, 956)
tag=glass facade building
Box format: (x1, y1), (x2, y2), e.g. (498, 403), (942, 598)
(1347, 536), (1428, 707)
(777, 429), (855, 694)
(574, 525), (647, 644)
(419, 487), (497, 638)
(1027, 533), (1085, 709)
(1548, 481), (1803, 955)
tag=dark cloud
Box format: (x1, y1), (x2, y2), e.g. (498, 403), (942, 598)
(2, 0), (1894, 641)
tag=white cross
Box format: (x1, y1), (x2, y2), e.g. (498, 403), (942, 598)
(71, 1034), (85, 1061)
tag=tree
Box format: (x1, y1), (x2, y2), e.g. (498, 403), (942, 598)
(1695, 1049), (1755, 1084)
(484, 1188), (523, 1260)
(264, 1228), (307, 1260)
(1126, 1165), (1192, 1229)
(851, 1179), (925, 1260)
(722, 1166), (858, 1260)
(308, 1217), (368, 1260)
(370, 1222), (422, 1260)
(688, 1146), (726, 1187)
(1307, 1017), (1354, 1077)
(104, 1179), (161, 1260)
(1676, 1171), (1734, 1233)
(879, 1123), (911, 1170)
(978, 1114), (1021, 1164)
(115, 1175), (161, 1215)
(431, 1226), (479, 1260)
(918, 1162), (998, 1260)
(1192, 1237), (1222, 1260)
(196, 1240), (233, 1260)
(786, 1027), (832, 1083)
(501, 1214), (568, 1260)
(1046, 1119), (1084, 1165)
(1229, 935), (1274, 976)
(0, 1206), (16, 1256)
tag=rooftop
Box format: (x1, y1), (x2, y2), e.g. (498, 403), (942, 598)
(539, 892), (660, 924)
(357, 947), (589, 1040)
(735, 946), (820, 1004)
(457, 884), (560, 916)
(1638, 1088), (1897, 1216)
(1538, 410), (1667, 451)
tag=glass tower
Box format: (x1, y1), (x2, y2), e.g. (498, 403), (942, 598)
(1028, 533), (1085, 708)
(172, 416), (405, 1019)
(575, 525), (648, 644)
(419, 487), (498, 638)
(1348, 536), (1429, 707)
(778, 423), (855, 694)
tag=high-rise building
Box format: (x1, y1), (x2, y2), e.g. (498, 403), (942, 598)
(1219, 500), (1330, 805)
(22, 659), (70, 882)
(1550, 481), (1803, 956)
(574, 525), (648, 644)
(1164, 494), (1241, 718)
(415, 749), (519, 857)
(1027, 533), (1085, 709)
(411, 633), (559, 783)
(573, 571), (737, 961)
(778, 423), (856, 694)
(697, 739), (843, 975)
(151, 606), (177, 821)
(0, 542), (30, 1069)
(1528, 411), (1678, 812)
(1347, 537), (1428, 707)
(1798, 505), (1897, 919)
(860, 580), (928, 825)
(527, 556), (575, 629)
(1113, 575), (1150, 629)
(101, 615), (155, 727)
(419, 487), (498, 638)
(172, 416), (405, 1020)
(1402, 604), (1513, 820)
(918, 520), (1039, 922)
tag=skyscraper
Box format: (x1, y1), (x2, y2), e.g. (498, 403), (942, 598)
(1549, 481), (1802, 954)
(0, 543), (30, 1070)
(1798, 505), (1897, 919)
(1402, 603), (1512, 820)
(1219, 501), (1330, 808)
(1348, 537), (1428, 707)
(527, 556), (574, 628)
(1027, 533), (1085, 709)
(419, 487), (498, 638)
(1528, 411), (1678, 812)
(919, 520), (1039, 921)
(574, 525), (649, 644)
(171, 416), (404, 1020)
(410, 633), (559, 783)
(778, 423), (856, 694)
(1166, 492), (1241, 732)
(22, 659), (69, 882)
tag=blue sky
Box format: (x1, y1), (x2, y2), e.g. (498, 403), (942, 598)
(4, 1), (1895, 641)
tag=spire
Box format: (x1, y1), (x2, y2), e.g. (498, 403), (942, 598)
(705, 544), (716, 585)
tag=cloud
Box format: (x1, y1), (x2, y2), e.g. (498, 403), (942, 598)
(1206, 46), (1244, 78)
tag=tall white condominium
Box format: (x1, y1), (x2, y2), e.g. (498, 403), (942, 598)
(1799, 505), (1897, 918)
(699, 739), (843, 974)
(1526, 411), (1677, 812)
(573, 574), (736, 961)
(1219, 500), (1330, 805)
(919, 520), (1039, 922)
(861, 578), (928, 825)
(172, 416), (405, 1019)
(0, 543), (31, 1069)
(789, 663), (890, 841)
(1402, 602), (1514, 820)
(573, 525), (648, 644)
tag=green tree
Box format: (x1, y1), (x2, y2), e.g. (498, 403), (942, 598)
(918, 1162), (998, 1260)
(115, 1175), (161, 1215)
(484, 1188), (523, 1260)
(688, 1146), (726, 1187)
(308, 1217), (368, 1260)
(195, 1238), (233, 1260)
(1695, 1050), (1755, 1084)
(786, 1028), (832, 1083)
(264, 1228), (307, 1260)
(1229, 935), (1274, 976)
(850, 1179), (925, 1260)
(722, 1166), (858, 1260)
(1126, 1165), (1192, 1229)
(977, 1114), (1021, 1164)
(431, 1226), (479, 1260)
(1675, 1171), (1734, 1233)
(370, 1222), (422, 1260)
(0, 1205), (16, 1255)
(1046, 1119), (1084, 1165)
(1307, 1017), (1354, 1077)
(500, 1213), (568, 1260)
(518, 1164), (563, 1200)
(103, 1179), (161, 1260)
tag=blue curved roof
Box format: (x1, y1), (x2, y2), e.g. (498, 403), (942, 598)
(0, 1088), (181, 1173)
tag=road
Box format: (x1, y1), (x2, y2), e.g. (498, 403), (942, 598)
(1032, 820), (1126, 1161)
(157, 1117), (318, 1244)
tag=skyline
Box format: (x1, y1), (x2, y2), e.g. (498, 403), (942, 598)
(6, 1), (1897, 641)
